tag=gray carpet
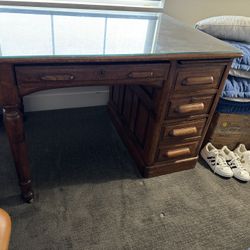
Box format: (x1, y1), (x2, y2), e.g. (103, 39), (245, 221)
(0, 106), (249, 250)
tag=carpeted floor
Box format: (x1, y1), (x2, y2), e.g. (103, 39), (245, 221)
(0, 106), (249, 250)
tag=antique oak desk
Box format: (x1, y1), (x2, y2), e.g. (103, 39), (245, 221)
(0, 7), (241, 202)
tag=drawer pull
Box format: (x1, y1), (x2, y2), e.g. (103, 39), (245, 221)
(166, 147), (191, 158)
(182, 76), (214, 86)
(176, 103), (205, 114)
(170, 127), (198, 137)
(128, 71), (154, 79)
(40, 74), (75, 81)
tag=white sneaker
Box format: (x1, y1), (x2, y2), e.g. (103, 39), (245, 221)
(234, 144), (250, 173)
(221, 146), (250, 182)
(200, 143), (233, 178)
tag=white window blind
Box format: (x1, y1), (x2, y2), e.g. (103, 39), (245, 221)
(0, 9), (159, 56)
(0, 0), (165, 10)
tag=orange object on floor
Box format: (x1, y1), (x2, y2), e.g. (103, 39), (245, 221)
(0, 208), (11, 250)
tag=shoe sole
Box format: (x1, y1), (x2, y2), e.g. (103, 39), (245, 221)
(233, 177), (249, 183)
(233, 175), (249, 182)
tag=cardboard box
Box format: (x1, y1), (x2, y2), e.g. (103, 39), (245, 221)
(206, 113), (250, 150)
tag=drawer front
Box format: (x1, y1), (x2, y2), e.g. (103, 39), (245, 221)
(167, 95), (214, 119)
(174, 64), (225, 91)
(15, 63), (169, 85)
(161, 118), (206, 143)
(157, 141), (200, 162)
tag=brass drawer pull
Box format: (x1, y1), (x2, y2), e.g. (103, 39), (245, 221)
(128, 71), (154, 79)
(176, 103), (205, 114)
(182, 76), (214, 86)
(191, 96), (212, 101)
(170, 127), (198, 137)
(40, 74), (75, 81)
(166, 147), (191, 158)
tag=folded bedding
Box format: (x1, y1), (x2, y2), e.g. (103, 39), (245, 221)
(229, 68), (250, 79)
(224, 40), (250, 72)
(220, 40), (250, 98)
(217, 97), (250, 114)
(222, 75), (250, 98)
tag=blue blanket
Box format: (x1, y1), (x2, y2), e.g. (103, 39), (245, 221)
(225, 40), (250, 71)
(222, 40), (250, 98)
(222, 75), (250, 98)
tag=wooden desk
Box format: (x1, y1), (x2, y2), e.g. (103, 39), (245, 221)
(0, 7), (241, 202)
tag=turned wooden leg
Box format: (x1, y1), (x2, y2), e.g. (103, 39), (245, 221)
(20, 98), (24, 114)
(3, 105), (34, 203)
(20, 98), (27, 122)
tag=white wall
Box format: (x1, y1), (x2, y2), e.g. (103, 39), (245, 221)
(164, 0), (250, 25)
(24, 0), (249, 112)
(23, 86), (109, 112)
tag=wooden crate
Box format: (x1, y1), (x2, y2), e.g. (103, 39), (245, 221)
(205, 112), (250, 150)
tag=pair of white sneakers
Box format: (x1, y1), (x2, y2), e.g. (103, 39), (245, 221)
(201, 143), (250, 182)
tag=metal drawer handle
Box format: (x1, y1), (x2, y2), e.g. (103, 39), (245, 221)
(170, 127), (198, 137)
(176, 103), (205, 114)
(128, 71), (154, 79)
(182, 76), (214, 86)
(166, 147), (191, 158)
(40, 74), (75, 81)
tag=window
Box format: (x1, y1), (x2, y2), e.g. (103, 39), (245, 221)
(0, 8), (159, 56)
(0, 0), (165, 11)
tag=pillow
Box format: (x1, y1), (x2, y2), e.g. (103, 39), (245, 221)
(229, 69), (250, 79)
(195, 16), (250, 43)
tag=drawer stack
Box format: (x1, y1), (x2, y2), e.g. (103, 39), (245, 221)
(108, 60), (230, 177)
(152, 61), (228, 175)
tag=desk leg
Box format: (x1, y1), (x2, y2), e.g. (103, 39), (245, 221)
(3, 105), (34, 203)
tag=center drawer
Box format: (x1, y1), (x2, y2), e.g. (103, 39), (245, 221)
(166, 95), (215, 119)
(15, 63), (169, 86)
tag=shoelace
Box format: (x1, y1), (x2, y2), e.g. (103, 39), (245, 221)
(212, 152), (228, 173)
(228, 156), (246, 170)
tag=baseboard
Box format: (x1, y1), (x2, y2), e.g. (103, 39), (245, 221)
(23, 87), (109, 112)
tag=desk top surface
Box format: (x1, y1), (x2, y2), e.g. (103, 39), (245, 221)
(0, 6), (242, 62)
